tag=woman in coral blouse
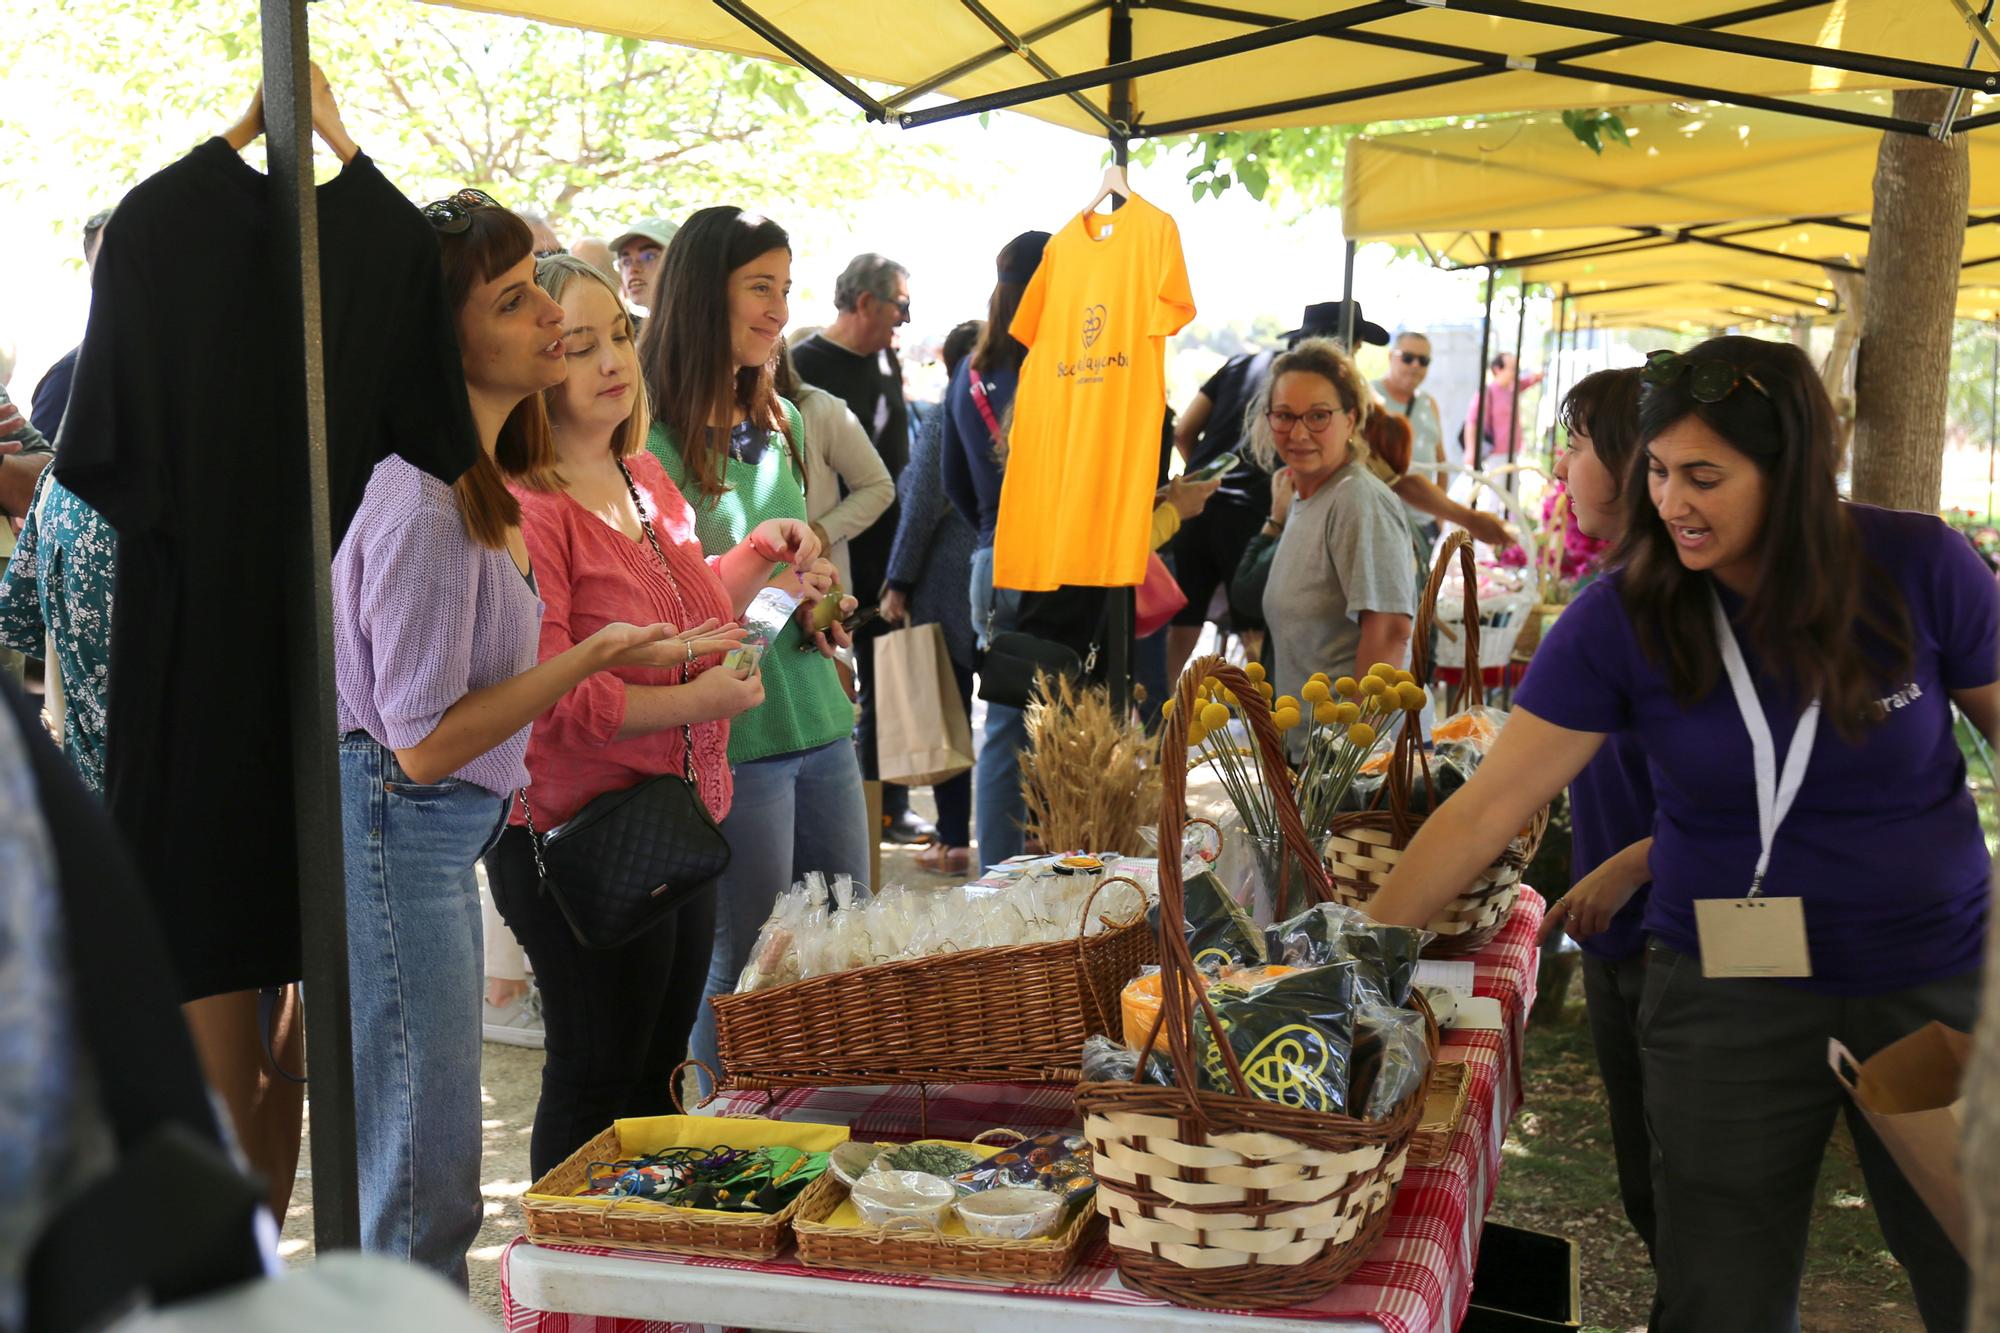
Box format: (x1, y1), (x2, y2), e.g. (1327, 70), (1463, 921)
(486, 255), (820, 1176)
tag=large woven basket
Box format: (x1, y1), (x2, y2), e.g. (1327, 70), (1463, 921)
(711, 876), (1155, 1087)
(1075, 658), (1436, 1310)
(1327, 532), (1548, 956)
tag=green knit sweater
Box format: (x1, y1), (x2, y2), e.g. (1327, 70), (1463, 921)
(648, 402), (855, 764)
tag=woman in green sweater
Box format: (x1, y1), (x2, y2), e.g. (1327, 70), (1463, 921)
(642, 206), (866, 1077)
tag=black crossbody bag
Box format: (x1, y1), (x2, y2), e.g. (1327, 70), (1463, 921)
(519, 461), (731, 949)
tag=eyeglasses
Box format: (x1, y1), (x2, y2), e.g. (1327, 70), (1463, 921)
(534, 248), (566, 259)
(616, 247), (664, 272)
(422, 188), (501, 235)
(1642, 349), (1769, 403)
(1266, 408), (1344, 433)
(888, 297), (912, 320)
(1397, 351), (1431, 367)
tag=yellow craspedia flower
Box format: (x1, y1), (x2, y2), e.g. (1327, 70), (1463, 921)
(1334, 675), (1359, 698)
(1245, 662), (1267, 683)
(1273, 707), (1301, 731)
(1161, 697), (1177, 719)
(1395, 669), (1416, 685)
(1275, 695), (1300, 713)
(1310, 671), (1331, 685)
(1397, 681), (1428, 711)
(1334, 701), (1362, 725)
(1360, 675), (1389, 697)
(1221, 688), (1239, 707)
(1201, 701), (1231, 732)
(1257, 681), (1275, 700)
(1368, 662), (1400, 681)
(1347, 722), (1378, 749)
(1313, 700), (1340, 727)
(1187, 722), (1208, 747)
(1300, 679), (1331, 704)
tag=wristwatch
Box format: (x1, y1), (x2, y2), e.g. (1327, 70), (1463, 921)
(1261, 517), (1285, 537)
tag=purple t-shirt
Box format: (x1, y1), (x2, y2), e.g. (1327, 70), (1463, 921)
(333, 456), (542, 796)
(1515, 504), (1998, 994)
(1566, 733), (1654, 963)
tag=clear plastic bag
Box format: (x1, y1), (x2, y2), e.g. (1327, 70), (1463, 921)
(1265, 904), (1433, 1007)
(1190, 961), (1359, 1114)
(1351, 1003), (1429, 1119)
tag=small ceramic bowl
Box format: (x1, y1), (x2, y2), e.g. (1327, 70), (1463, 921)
(849, 1170), (956, 1230)
(829, 1141), (886, 1189)
(954, 1186), (1066, 1241)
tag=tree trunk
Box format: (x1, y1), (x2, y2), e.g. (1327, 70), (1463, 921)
(1968, 860), (2000, 1331)
(1850, 89), (1970, 511)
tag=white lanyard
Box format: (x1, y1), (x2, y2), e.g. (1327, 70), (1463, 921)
(1710, 590), (1820, 897)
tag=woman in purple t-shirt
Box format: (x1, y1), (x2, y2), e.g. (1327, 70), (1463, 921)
(332, 197), (739, 1285)
(1371, 337), (1998, 1332)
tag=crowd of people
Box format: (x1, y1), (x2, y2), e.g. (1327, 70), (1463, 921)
(3, 69), (1994, 1333)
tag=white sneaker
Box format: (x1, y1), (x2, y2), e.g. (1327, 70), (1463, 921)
(483, 987), (545, 1048)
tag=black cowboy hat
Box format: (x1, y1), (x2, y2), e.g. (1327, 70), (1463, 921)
(1281, 300), (1389, 348)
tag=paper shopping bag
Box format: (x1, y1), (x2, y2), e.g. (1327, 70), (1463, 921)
(874, 624), (975, 787)
(1829, 1023), (1971, 1256)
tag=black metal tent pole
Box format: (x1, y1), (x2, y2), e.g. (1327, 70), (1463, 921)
(1105, 0), (1135, 717)
(1470, 239), (1497, 472)
(1339, 240), (1358, 346)
(1506, 272), (1529, 492)
(260, 0), (359, 1250)
(883, 0), (1108, 110)
(710, 0), (889, 119)
(1541, 285), (1565, 472)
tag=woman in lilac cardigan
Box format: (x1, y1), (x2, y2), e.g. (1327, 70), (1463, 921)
(332, 196), (739, 1285)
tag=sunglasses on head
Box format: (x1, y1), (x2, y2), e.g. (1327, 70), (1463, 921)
(422, 187), (501, 235)
(1642, 349), (1769, 404)
(1397, 351), (1430, 367)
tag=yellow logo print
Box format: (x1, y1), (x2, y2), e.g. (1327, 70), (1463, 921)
(1200, 1023), (1333, 1111)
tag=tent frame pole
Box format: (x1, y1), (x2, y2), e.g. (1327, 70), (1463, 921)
(884, 1), (1107, 109)
(1339, 240), (1358, 347)
(1507, 272), (1529, 491)
(1105, 0), (1135, 717)
(260, 0), (359, 1251)
(708, 0), (890, 119)
(949, 0), (1127, 135)
(1471, 240), (1497, 473)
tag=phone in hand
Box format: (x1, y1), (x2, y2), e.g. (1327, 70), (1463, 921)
(1183, 451), (1240, 483)
(796, 604), (882, 649)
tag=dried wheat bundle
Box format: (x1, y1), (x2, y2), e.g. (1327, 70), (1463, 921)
(1019, 673), (1161, 857)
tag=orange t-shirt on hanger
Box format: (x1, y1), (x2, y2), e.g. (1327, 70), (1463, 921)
(992, 194), (1195, 592)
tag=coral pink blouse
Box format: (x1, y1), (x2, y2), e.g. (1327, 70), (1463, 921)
(509, 450), (737, 828)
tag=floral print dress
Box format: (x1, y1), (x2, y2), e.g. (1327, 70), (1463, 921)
(0, 469), (115, 793)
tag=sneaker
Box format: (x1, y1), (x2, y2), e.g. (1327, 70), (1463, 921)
(881, 809), (938, 846)
(483, 987), (545, 1048)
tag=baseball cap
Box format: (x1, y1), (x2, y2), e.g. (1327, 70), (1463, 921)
(609, 217), (677, 254)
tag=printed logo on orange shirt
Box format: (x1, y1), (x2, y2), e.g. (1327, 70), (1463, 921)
(1082, 304), (1107, 349)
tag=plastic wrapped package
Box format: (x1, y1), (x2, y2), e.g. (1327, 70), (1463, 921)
(1265, 903), (1433, 1006)
(1190, 961), (1360, 1114)
(1350, 1004), (1430, 1119)
(950, 1132), (1096, 1204)
(1151, 867), (1266, 972)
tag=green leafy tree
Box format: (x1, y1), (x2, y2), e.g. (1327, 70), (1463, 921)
(4, 0), (953, 240)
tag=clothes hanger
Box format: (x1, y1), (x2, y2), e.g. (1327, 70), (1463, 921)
(1085, 161), (1133, 216)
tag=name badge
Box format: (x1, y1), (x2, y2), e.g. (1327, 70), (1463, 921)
(1694, 896), (1812, 978)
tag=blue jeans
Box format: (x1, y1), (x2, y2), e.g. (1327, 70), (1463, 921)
(339, 735), (507, 1288)
(970, 546), (1027, 870)
(689, 739), (871, 1078)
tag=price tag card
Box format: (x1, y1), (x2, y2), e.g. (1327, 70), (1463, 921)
(1694, 896), (1812, 978)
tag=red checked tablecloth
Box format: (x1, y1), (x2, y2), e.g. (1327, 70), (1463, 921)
(502, 890), (1544, 1333)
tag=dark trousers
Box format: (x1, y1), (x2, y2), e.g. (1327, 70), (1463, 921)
(932, 658), (975, 847)
(852, 622), (908, 821)
(1582, 952), (1658, 1263)
(1640, 943), (1976, 1333)
(483, 825), (717, 1179)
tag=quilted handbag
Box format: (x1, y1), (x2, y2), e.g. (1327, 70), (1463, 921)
(516, 458), (732, 949)
(520, 750), (730, 950)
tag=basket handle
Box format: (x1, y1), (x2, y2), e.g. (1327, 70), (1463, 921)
(1141, 656), (1332, 1114)
(1075, 874), (1148, 1035)
(1410, 530), (1484, 716)
(970, 1127), (1025, 1147)
(670, 1058), (720, 1115)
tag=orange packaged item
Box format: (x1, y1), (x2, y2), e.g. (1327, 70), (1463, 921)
(1121, 965), (1298, 1051)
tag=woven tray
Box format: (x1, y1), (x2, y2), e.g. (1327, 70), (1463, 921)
(712, 876), (1155, 1087)
(1409, 1060), (1472, 1168)
(521, 1117), (844, 1259)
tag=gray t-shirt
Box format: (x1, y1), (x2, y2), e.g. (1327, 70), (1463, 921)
(1262, 460), (1417, 723)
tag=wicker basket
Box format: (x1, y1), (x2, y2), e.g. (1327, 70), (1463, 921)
(521, 1112), (846, 1259)
(796, 1130), (1103, 1282)
(1327, 532), (1549, 956)
(1409, 1060), (1472, 1168)
(1075, 658), (1436, 1310)
(712, 875), (1155, 1088)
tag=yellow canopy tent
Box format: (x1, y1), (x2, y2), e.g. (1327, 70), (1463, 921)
(426, 1), (2000, 139)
